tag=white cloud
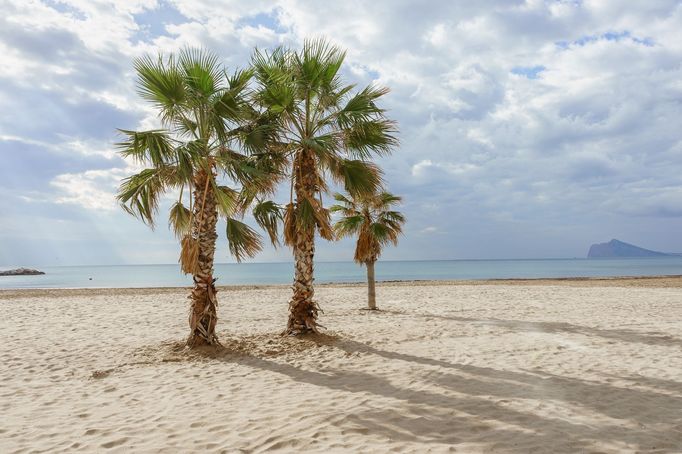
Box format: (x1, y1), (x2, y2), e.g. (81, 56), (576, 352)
(51, 168), (127, 211)
(3, 0), (682, 263)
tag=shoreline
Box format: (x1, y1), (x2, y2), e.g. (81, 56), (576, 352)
(2, 274), (681, 298)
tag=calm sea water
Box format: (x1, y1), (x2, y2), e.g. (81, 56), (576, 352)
(1, 257), (681, 289)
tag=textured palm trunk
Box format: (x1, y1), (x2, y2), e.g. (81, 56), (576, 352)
(187, 168), (220, 347)
(286, 152), (320, 334)
(366, 260), (377, 310)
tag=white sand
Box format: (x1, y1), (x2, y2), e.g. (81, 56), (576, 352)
(1, 278), (681, 453)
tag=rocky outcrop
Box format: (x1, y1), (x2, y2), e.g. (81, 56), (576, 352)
(0, 268), (45, 276)
(587, 239), (670, 258)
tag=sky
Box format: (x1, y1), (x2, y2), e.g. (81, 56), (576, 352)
(1, 0), (682, 266)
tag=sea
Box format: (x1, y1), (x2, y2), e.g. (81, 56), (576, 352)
(1, 257), (681, 289)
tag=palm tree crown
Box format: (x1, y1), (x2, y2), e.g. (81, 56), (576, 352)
(117, 48), (280, 265)
(331, 191), (405, 264)
(251, 38), (398, 241)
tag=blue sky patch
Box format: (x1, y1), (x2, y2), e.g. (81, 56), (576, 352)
(239, 10), (286, 34)
(511, 65), (545, 79)
(556, 30), (655, 49)
(132, 1), (187, 42)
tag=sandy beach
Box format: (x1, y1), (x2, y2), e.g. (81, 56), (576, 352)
(1, 277), (681, 453)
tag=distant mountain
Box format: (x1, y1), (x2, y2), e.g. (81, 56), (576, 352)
(587, 239), (675, 258)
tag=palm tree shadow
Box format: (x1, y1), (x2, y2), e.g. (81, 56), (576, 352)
(601, 373), (682, 396)
(331, 338), (682, 425)
(380, 309), (682, 348)
(214, 335), (682, 452)
(237, 354), (591, 450)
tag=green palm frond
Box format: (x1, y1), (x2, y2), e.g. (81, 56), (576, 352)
(336, 85), (389, 128)
(344, 119), (398, 159)
(211, 68), (254, 141)
(168, 201), (191, 238)
(296, 37), (346, 93)
(296, 196), (320, 232)
(117, 166), (180, 227)
(215, 148), (279, 195)
(333, 214), (364, 237)
(329, 158), (383, 198)
(225, 218), (263, 262)
(116, 129), (176, 166)
(178, 47), (222, 99)
(134, 54), (186, 124)
(213, 184), (239, 217)
(252, 200), (283, 246)
(376, 192), (403, 207)
(370, 222), (396, 246)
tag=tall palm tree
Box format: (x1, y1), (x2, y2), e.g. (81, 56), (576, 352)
(116, 49), (281, 347)
(251, 38), (398, 334)
(331, 191), (405, 310)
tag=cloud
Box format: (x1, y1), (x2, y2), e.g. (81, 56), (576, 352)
(50, 168), (126, 211)
(2, 0), (682, 265)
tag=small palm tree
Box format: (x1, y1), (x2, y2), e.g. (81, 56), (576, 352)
(116, 49), (281, 347)
(331, 191), (405, 310)
(251, 38), (398, 334)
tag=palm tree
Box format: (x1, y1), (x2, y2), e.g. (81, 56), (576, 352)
(251, 38), (398, 334)
(331, 191), (405, 310)
(116, 49), (281, 347)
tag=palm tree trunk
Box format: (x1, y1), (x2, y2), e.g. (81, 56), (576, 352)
(187, 168), (220, 347)
(367, 260), (377, 310)
(285, 152), (320, 334)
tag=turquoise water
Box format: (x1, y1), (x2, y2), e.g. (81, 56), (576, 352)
(1, 257), (681, 289)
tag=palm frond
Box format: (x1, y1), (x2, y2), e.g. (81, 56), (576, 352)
(329, 159), (383, 198)
(178, 47), (222, 99)
(283, 203), (296, 247)
(213, 183), (239, 217)
(225, 218), (263, 262)
(336, 84), (389, 128)
(344, 119), (398, 159)
(297, 37), (346, 94)
(134, 54), (185, 123)
(299, 196), (333, 240)
(116, 129), (176, 166)
(168, 201), (191, 238)
(253, 200), (283, 247)
(333, 214), (364, 238)
(376, 192), (403, 208)
(179, 235), (200, 274)
(117, 166), (179, 227)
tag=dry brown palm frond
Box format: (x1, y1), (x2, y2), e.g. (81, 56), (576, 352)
(283, 202), (297, 247)
(316, 208), (334, 241)
(354, 228), (375, 263)
(302, 195), (333, 240)
(179, 235), (199, 274)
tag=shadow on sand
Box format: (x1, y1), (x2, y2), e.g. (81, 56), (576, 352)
(380, 309), (682, 349)
(192, 332), (682, 453)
